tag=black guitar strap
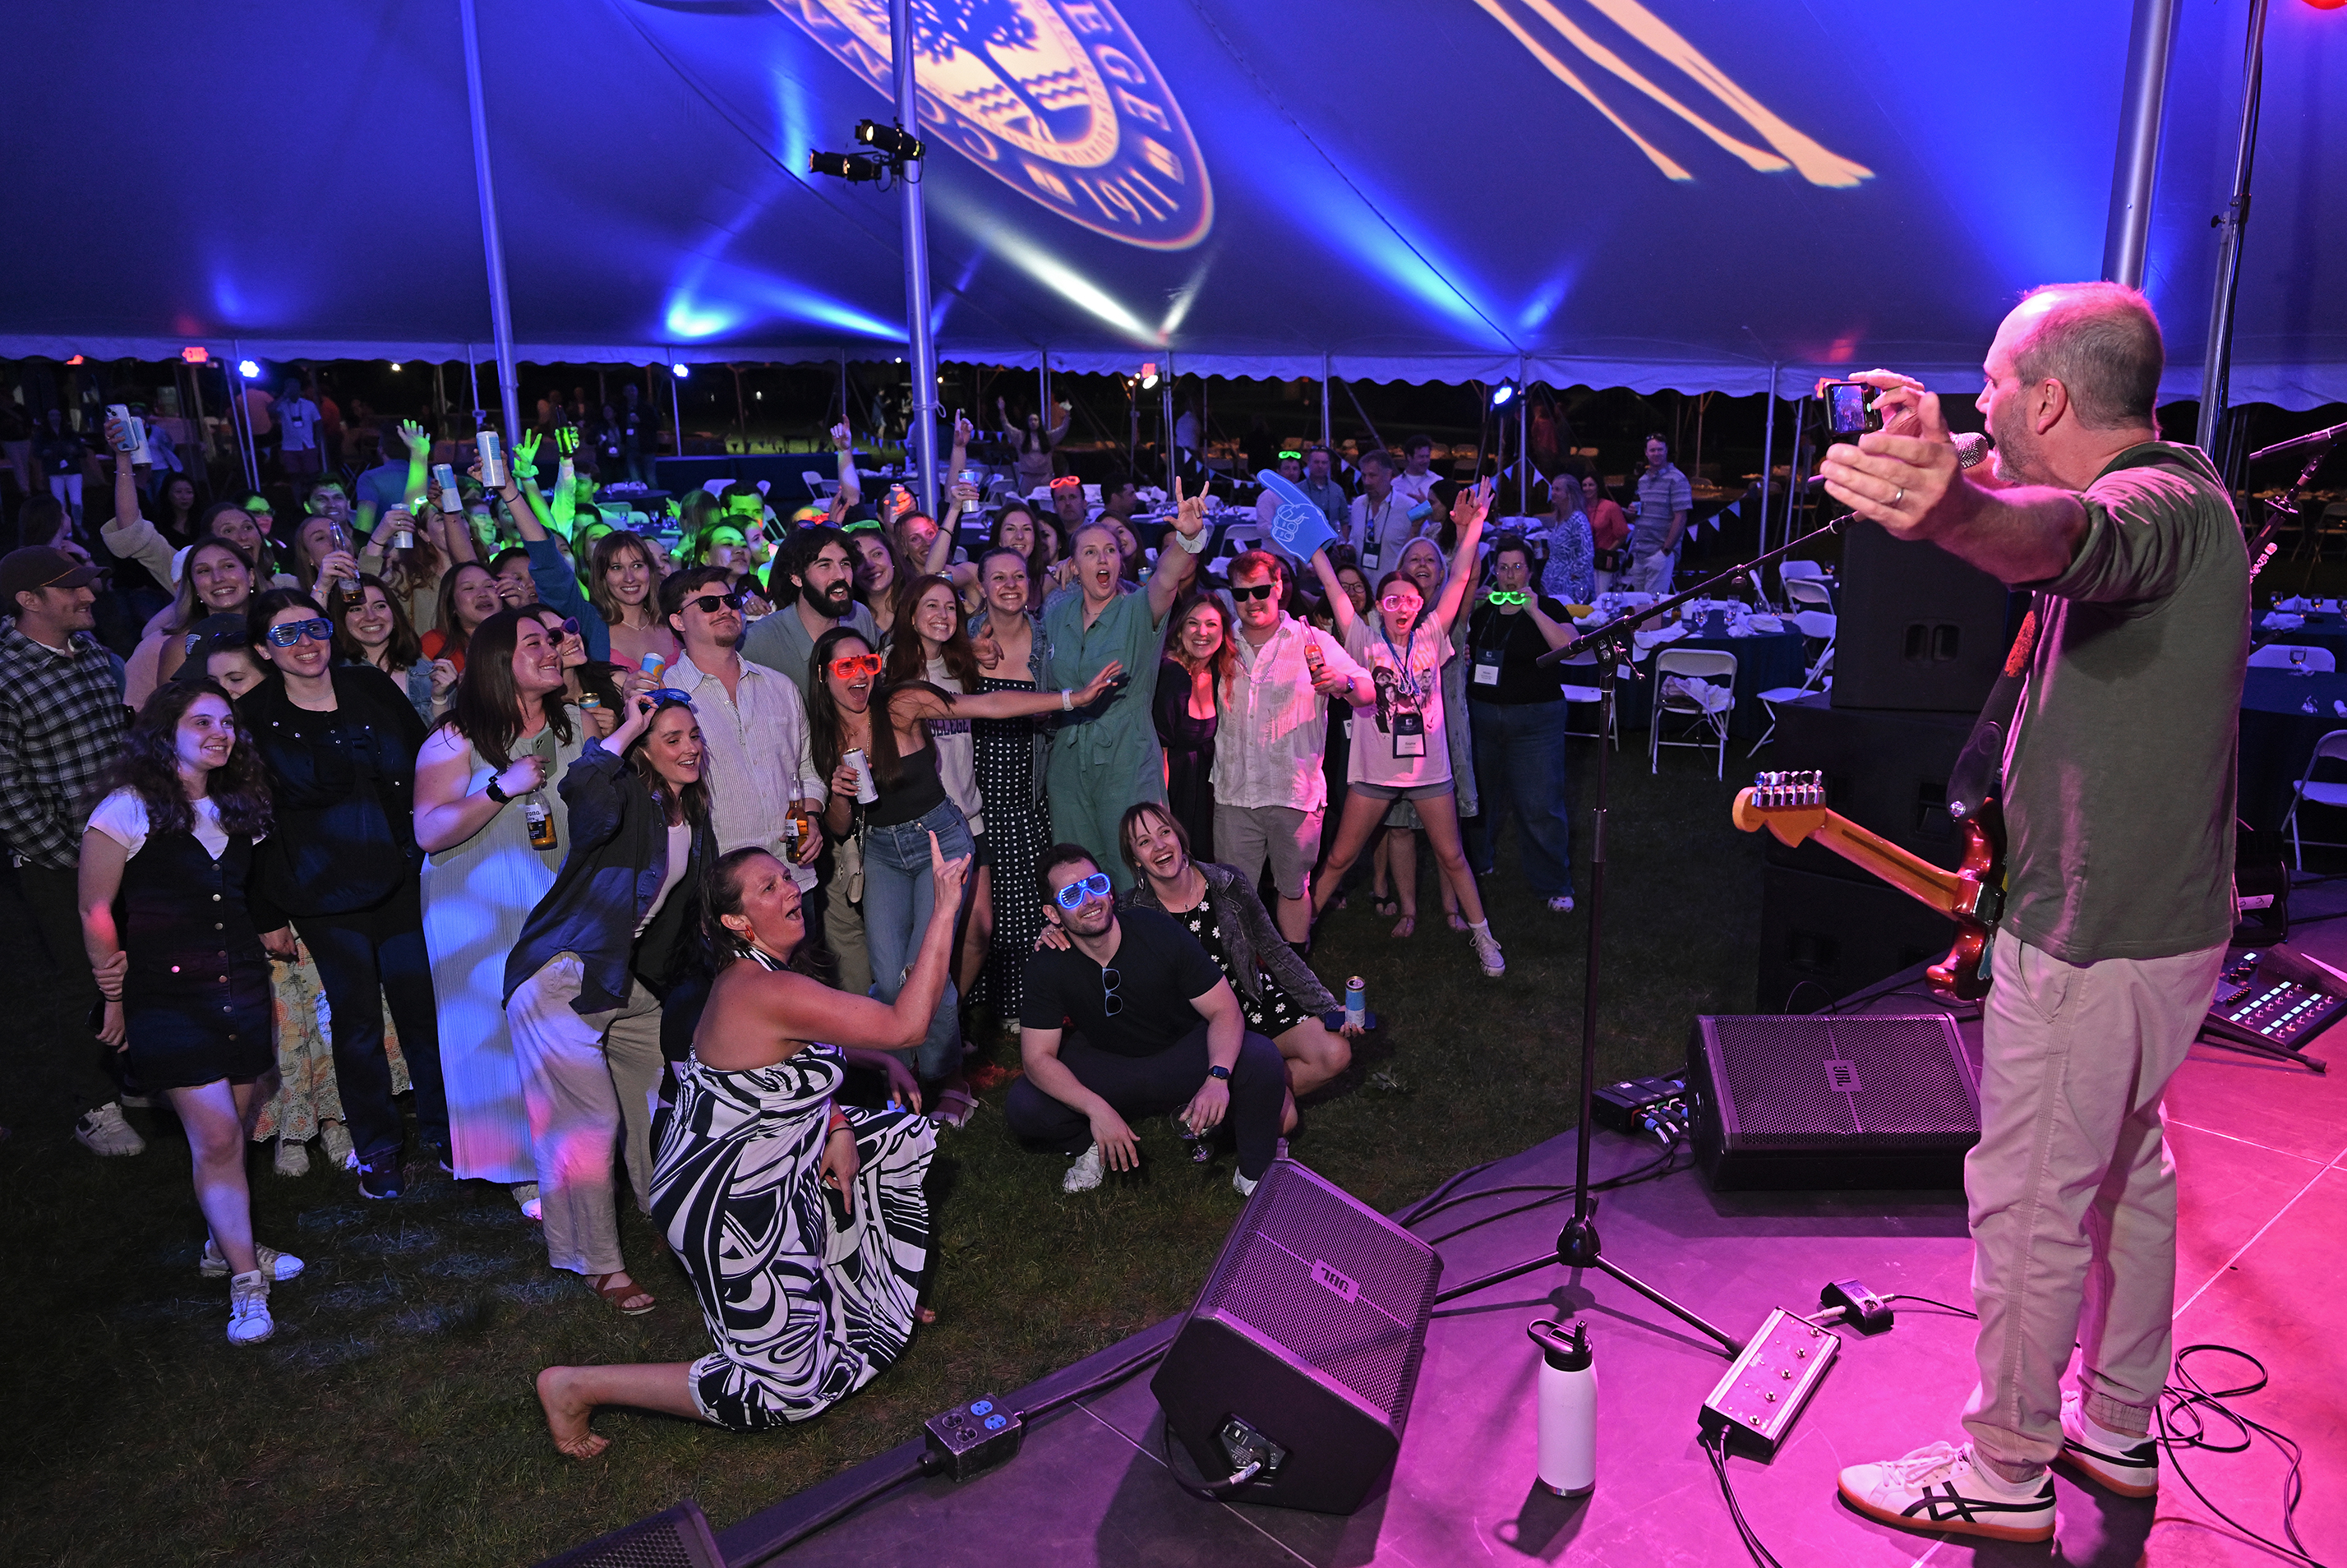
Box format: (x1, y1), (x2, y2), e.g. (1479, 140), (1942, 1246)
(1947, 592), (2042, 823)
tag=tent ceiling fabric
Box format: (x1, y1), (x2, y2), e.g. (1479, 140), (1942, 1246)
(4, 0), (2340, 407)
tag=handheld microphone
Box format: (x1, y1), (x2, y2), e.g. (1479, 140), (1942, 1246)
(1806, 431), (1991, 492)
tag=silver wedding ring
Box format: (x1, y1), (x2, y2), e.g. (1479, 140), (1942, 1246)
(1893, 487), (1905, 506)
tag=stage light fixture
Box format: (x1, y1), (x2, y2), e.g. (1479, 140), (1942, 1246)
(1141, 371), (1160, 390)
(1491, 382), (1517, 407)
(673, 363), (691, 379)
(809, 150), (884, 182)
(854, 120), (925, 161)
(390, 362), (403, 371)
(237, 358), (260, 378)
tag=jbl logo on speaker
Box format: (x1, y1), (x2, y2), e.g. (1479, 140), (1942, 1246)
(1824, 1059), (1861, 1094)
(1311, 1260), (1360, 1303)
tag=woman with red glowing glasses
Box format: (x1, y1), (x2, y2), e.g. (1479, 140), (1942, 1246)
(803, 625), (1122, 1123)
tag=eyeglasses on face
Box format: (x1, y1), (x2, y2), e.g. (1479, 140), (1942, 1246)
(1229, 582), (1278, 602)
(1379, 593), (1422, 612)
(1053, 871), (1113, 911)
(828, 652), (884, 680)
(1100, 965), (1123, 1017)
(264, 617), (334, 648)
(685, 590), (747, 616)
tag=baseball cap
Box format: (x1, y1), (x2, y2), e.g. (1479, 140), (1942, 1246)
(1, 546), (101, 604)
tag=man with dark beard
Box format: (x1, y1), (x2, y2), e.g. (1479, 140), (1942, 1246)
(744, 525), (879, 703)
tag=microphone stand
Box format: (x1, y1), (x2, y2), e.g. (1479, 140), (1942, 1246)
(1436, 519), (1852, 1349)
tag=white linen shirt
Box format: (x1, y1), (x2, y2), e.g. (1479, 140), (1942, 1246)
(1210, 616), (1367, 813)
(667, 650), (820, 888)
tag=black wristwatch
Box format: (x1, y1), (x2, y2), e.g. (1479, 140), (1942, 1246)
(485, 777), (512, 805)
(1206, 1064), (1231, 1081)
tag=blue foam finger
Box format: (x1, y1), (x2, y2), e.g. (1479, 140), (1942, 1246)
(1256, 470), (1339, 560)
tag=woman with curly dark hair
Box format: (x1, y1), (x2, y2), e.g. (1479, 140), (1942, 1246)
(77, 680), (302, 1344)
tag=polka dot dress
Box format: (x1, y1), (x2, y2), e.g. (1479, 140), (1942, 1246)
(1169, 885), (1304, 1038)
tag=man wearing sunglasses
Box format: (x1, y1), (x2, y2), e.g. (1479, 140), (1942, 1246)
(1042, 477), (1212, 890)
(1214, 550), (1370, 947)
(742, 524), (877, 703)
(1006, 846), (1286, 1196)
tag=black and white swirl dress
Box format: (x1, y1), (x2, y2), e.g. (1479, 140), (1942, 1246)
(652, 1034), (937, 1431)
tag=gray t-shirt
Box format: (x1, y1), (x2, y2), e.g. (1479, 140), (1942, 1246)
(2000, 442), (2247, 964)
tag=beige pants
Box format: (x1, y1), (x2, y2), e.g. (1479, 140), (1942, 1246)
(821, 841), (873, 998)
(505, 955), (664, 1276)
(1961, 929), (2225, 1467)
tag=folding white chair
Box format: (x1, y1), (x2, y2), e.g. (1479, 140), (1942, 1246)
(1749, 611), (1837, 754)
(1785, 575), (1834, 611)
(1779, 559), (1825, 584)
(1649, 647), (1738, 777)
(1556, 647), (1626, 748)
(2285, 730), (2347, 869)
(2248, 643), (2337, 673)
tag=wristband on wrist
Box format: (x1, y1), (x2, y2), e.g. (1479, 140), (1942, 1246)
(1060, 688), (1073, 710)
(1206, 1064), (1231, 1081)
(1172, 525), (1210, 555)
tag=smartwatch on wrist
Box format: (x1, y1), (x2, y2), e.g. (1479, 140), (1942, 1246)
(485, 777), (512, 805)
(1206, 1064), (1231, 1081)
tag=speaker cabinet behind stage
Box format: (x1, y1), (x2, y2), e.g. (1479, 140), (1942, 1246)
(1764, 700), (1976, 885)
(1690, 1012), (1980, 1190)
(1757, 862), (1964, 1012)
(1829, 520), (2014, 713)
(1151, 1157), (1442, 1515)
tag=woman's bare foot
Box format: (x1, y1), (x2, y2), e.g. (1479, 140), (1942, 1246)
(1390, 913), (1416, 939)
(537, 1367), (611, 1459)
(915, 1305), (938, 1326)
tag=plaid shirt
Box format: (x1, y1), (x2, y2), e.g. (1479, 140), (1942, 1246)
(0, 622), (129, 870)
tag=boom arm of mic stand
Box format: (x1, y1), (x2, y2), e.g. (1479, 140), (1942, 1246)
(2248, 417), (2347, 464)
(1535, 517), (1847, 667)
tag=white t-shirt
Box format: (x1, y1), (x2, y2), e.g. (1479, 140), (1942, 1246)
(925, 655), (983, 835)
(1342, 618), (1454, 790)
(278, 397), (321, 453)
(634, 823), (694, 937)
(86, 787), (244, 860)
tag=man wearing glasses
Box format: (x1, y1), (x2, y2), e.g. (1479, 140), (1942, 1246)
(1008, 846), (1287, 1195)
(1215, 550), (1369, 947)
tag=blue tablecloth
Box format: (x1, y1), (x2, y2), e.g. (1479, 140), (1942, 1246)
(2253, 610), (2347, 666)
(1604, 626), (1809, 740)
(2239, 666), (2347, 830)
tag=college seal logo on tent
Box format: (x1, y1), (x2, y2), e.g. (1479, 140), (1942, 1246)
(777, 0), (1214, 250)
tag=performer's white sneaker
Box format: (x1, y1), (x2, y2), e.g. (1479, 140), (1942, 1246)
(1837, 1441), (2055, 1543)
(1062, 1142), (1105, 1193)
(2058, 1392), (2159, 1498)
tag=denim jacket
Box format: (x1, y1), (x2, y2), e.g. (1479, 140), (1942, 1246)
(1122, 859), (1336, 1013)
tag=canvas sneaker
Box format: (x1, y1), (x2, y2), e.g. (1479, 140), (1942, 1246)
(1062, 1142), (1105, 1194)
(1837, 1441), (2055, 1543)
(1233, 1169), (1259, 1198)
(227, 1270), (274, 1346)
(1469, 924), (1507, 978)
(272, 1137), (310, 1178)
(2059, 1392), (2159, 1499)
(1547, 895), (1576, 913)
(201, 1240), (305, 1281)
(74, 1103), (145, 1156)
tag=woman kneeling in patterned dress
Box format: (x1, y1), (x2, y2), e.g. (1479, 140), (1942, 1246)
(535, 833), (967, 1457)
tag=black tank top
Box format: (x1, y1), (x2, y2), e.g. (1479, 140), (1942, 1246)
(867, 736), (950, 827)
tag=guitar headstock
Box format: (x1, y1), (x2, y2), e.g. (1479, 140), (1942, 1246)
(1731, 769), (1828, 842)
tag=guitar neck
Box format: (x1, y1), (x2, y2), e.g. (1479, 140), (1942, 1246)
(1803, 813), (1972, 918)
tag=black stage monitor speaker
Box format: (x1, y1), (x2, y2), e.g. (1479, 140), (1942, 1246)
(1757, 862), (1963, 1011)
(1152, 1156), (1442, 1515)
(1764, 701), (1976, 884)
(1690, 1012), (1980, 1191)
(1830, 520), (2013, 713)
(533, 1501), (723, 1568)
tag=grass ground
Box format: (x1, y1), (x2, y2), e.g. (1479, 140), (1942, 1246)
(0, 743), (1768, 1568)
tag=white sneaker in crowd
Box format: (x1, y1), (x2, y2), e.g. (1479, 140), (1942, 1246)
(1547, 894), (1575, 913)
(201, 1239), (306, 1282)
(2059, 1390), (2159, 1498)
(1836, 1441), (2055, 1543)
(1062, 1142), (1105, 1194)
(227, 1270), (274, 1345)
(273, 1137), (310, 1178)
(1233, 1169), (1259, 1198)
(320, 1120), (355, 1169)
(74, 1103), (145, 1156)
(1469, 923), (1506, 978)
(512, 1182), (542, 1220)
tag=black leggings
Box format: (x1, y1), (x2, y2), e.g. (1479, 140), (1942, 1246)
(295, 883), (445, 1164)
(1004, 1022), (1286, 1179)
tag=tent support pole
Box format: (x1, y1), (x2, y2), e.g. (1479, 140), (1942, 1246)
(1756, 365), (1778, 569)
(1163, 354), (1177, 499)
(1321, 356), (1332, 451)
(457, 0), (521, 440)
(2195, 0), (2269, 459)
(2101, 0), (2177, 288)
(890, 0), (941, 519)
(669, 357), (685, 472)
(228, 342), (259, 495)
(1780, 392), (1805, 551)
(468, 352), (481, 429)
(1518, 355), (1530, 514)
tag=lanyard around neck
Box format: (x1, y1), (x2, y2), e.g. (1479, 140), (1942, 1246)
(1379, 618), (1422, 699)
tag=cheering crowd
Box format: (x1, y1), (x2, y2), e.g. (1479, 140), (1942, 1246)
(1, 398), (1636, 1454)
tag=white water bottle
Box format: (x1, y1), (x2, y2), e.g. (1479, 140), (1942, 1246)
(1529, 1318), (1596, 1496)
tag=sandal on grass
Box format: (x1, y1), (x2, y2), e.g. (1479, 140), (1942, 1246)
(930, 1086), (979, 1129)
(1372, 894), (1399, 919)
(588, 1272), (655, 1316)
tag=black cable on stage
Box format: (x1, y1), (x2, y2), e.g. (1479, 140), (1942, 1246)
(1418, 1146), (1685, 1248)
(1395, 1158), (1499, 1224)
(1880, 1292), (1982, 1317)
(1703, 1427), (1788, 1568)
(727, 1455), (938, 1567)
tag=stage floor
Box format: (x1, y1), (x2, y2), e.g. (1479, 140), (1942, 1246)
(714, 936), (2347, 1566)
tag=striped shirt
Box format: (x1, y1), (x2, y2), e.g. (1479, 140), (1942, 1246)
(1632, 463), (1693, 556)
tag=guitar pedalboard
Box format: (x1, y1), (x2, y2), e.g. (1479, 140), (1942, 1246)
(2202, 946), (2342, 1072)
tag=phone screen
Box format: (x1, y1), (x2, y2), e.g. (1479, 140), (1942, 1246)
(1825, 383), (1870, 436)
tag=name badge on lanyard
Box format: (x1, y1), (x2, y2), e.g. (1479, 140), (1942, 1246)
(1473, 653), (1501, 685)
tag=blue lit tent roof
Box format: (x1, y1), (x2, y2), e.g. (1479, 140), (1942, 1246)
(4, 0), (2340, 407)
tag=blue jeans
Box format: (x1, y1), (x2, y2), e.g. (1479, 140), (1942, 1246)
(1467, 699), (1575, 899)
(860, 799), (974, 1081)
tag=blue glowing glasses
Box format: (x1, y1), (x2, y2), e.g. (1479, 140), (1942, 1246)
(1053, 872), (1112, 911)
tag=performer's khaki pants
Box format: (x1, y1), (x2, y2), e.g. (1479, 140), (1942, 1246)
(1961, 929), (2225, 1468)
(506, 955), (664, 1276)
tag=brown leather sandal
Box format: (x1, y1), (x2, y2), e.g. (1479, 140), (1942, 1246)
(588, 1272), (655, 1315)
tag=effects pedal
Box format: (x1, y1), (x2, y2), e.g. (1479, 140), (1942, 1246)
(2204, 947), (2344, 1068)
(1699, 1308), (1840, 1457)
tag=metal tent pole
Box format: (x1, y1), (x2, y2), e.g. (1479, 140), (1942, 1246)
(457, 0), (521, 440)
(228, 342), (259, 494)
(1518, 356), (1530, 514)
(1321, 355), (1332, 450)
(2195, 0), (2270, 458)
(1757, 365), (1779, 568)
(2102, 0), (2179, 288)
(1163, 355), (1178, 497)
(889, 0), (941, 519)
(668, 355), (685, 477)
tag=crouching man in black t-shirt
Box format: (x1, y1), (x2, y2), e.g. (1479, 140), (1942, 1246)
(1008, 844), (1288, 1196)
